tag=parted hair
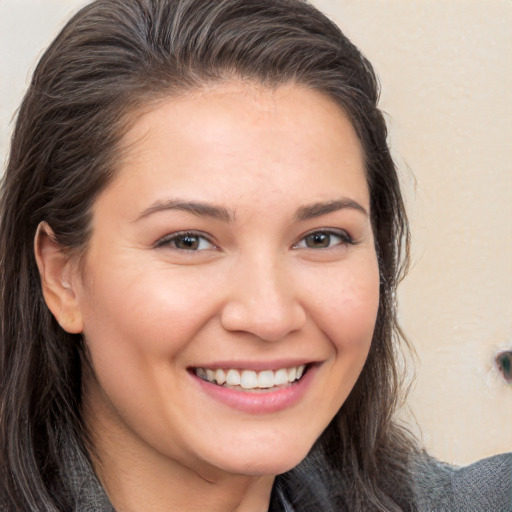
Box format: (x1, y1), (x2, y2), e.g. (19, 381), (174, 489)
(0, 1), (417, 510)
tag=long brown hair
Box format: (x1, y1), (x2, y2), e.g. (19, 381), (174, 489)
(0, 1), (416, 510)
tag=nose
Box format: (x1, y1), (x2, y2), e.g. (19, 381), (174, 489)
(220, 256), (306, 342)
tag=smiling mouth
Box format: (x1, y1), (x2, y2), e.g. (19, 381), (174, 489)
(193, 365), (308, 392)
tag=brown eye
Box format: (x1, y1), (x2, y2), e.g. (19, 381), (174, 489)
(156, 232), (215, 251)
(175, 235), (200, 250)
(305, 232), (331, 248)
(294, 230), (353, 250)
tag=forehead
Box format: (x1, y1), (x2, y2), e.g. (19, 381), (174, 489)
(104, 82), (369, 216)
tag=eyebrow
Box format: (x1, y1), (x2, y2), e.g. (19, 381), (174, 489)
(136, 199), (234, 222)
(136, 197), (367, 223)
(294, 198), (368, 221)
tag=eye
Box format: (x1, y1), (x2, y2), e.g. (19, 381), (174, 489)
(293, 229), (354, 250)
(155, 231), (216, 251)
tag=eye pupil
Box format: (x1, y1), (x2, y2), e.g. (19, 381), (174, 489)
(306, 232), (330, 248)
(176, 235), (199, 250)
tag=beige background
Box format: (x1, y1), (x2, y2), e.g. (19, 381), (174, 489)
(1, 0), (511, 465)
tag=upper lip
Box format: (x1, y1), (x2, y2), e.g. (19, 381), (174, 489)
(189, 359), (319, 371)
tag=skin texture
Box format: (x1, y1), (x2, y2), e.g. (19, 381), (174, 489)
(36, 83), (380, 512)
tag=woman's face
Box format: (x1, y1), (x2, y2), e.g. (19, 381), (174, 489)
(73, 83), (380, 478)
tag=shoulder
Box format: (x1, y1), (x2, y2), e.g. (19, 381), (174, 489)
(58, 439), (115, 512)
(412, 452), (512, 512)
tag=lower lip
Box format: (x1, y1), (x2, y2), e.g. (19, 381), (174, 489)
(192, 366), (317, 414)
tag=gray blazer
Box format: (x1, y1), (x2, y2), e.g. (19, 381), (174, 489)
(62, 444), (511, 512)
(411, 453), (512, 512)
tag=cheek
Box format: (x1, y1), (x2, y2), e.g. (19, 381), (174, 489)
(77, 264), (229, 416)
(78, 265), (225, 433)
(311, 257), (380, 351)
(80, 264), (219, 351)
(311, 257), (380, 412)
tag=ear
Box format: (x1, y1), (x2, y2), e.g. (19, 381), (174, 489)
(34, 222), (84, 333)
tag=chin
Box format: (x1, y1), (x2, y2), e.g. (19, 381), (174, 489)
(208, 440), (314, 477)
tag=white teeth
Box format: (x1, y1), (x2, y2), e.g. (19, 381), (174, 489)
(274, 368), (288, 386)
(226, 369), (241, 386)
(215, 368), (226, 385)
(195, 364), (307, 389)
(258, 370), (275, 388)
(240, 370), (258, 389)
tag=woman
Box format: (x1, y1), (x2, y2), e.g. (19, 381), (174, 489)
(0, 1), (509, 511)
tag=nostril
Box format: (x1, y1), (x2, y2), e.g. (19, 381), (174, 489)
(495, 350), (512, 384)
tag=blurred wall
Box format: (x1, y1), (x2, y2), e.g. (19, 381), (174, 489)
(1, 0), (511, 465)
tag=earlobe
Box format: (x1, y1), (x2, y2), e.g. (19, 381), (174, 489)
(34, 222), (84, 333)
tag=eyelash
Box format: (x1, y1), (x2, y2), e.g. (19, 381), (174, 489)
(155, 229), (355, 252)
